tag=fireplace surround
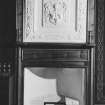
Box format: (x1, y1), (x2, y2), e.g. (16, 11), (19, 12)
(15, 0), (96, 104)
(15, 48), (94, 105)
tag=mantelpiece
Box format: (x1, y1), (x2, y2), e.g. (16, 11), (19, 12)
(15, 0), (96, 105)
(0, 0), (101, 105)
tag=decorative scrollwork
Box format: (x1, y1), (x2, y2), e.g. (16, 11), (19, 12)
(25, 0), (33, 39)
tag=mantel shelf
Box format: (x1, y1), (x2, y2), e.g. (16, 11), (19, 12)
(16, 42), (95, 49)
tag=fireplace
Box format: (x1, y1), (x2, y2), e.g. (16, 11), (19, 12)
(16, 0), (95, 104)
(17, 48), (92, 105)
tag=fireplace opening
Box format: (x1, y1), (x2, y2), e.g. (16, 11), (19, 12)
(23, 67), (85, 105)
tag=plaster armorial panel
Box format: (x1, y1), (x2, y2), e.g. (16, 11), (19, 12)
(23, 0), (87, 43)
(43, 0), (68, 26)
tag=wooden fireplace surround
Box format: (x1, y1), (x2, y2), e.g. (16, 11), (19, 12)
(15, 45), (94, 105)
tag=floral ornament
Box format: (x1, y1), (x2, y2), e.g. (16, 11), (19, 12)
(44, 0), (67, 25)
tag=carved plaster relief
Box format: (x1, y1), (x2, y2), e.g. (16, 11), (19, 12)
(43, 0), (68, 26)
(24, 0), (34, 40)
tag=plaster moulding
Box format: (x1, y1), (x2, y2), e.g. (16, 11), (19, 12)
(23, 0), (87, 43)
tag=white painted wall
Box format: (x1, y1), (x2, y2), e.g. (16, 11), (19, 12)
(24, 67), (85, 105)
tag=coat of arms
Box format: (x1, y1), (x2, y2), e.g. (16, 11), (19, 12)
(43, 0), (68, 26)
